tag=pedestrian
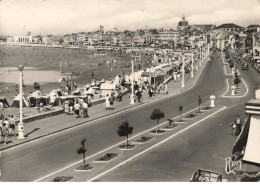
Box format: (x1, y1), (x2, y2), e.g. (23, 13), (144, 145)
(235, 115), (242, 136)
(15, 84), (18, 94)
(136, 89), (142, 103)
(148, 88), (153, 99)
(74, 101), (81, 118)
(109, 95), (114, 109)
(82, 100), (89, 118)
(63, 101), (69, 115)
(105, 94), (110, 110)
(230, 122), (237, 136)
(9, 115), (15, 137)
(3, 118), (9, 138)
(165, 84), (168, 94)
(6, 85), (9, 93)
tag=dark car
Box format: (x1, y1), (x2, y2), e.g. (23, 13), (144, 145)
(190, 169), (223, 182)
(241, 63), (249, 70)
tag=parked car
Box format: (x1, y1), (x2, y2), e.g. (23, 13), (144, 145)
(241, 63), (249, 70)
(190, 169), (223, 182)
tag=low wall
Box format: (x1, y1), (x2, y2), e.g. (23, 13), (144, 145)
(15, 107), (64, 124)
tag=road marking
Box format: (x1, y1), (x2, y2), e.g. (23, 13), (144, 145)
(34, 106), (201, 182)
(3, 55), (209, 153)
(221, 78), (249, 98)
(87, 106), (227, 182)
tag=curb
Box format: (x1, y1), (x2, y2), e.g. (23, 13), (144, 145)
(0, 56), (209, 152)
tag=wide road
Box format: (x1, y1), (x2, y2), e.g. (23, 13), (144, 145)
(0, 50), (257, 181)
(96, 51), (260, 182)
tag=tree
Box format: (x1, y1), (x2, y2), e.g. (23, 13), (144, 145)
(178, 106), (183, 120)
(198, 96), (202, 113)
(150, 29), (158, 35)
(233, 73), (241, 87)
(139, 29), (145, 36)
(229, 63), (234, 69)
(150, 109), (165, 133)
(117, 120), (133, 147)
(77, 138), (87, 168)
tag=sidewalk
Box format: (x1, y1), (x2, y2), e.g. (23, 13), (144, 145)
(0, 56), (209, 151)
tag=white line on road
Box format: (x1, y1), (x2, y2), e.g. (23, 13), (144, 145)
(4, 55), (209, 154)
(87, 106), (227, 182)
(222, 78), (249, 98)
(34, 106), (200, 182)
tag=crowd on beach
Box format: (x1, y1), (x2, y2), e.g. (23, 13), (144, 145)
(0, 114), (16, 143)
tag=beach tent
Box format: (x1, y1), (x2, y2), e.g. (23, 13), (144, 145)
(47, 89), (61, 106)
(83, 86), (95, 96)
(0, 96), (10, 107)
(100, 81), (116, 96)
(28, 90), (48, 107)
(72, 89), (81, 96)
(11, 94), (29, 107)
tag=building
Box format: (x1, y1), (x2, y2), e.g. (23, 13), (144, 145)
(177, 16), (189, 30)
(215, 23), (243, 32)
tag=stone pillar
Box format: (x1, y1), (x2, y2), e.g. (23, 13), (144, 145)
(210, 95), (215, 107)
(231, 86), (235, 96)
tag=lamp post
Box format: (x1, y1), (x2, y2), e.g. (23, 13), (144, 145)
(191, 51), (194, 78)
(199, 47), (202, 66)
(181, 52), (185, 88)
(130, 60), (135, 104)
(18, 64), (25, 139)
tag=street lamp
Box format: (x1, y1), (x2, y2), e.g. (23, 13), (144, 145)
(181, 52), (185, 88)
(130, 60), (135, 104)
(199, 47), (202, 66)
(191, 51), (194, 78)
(17, 64), (25, 139)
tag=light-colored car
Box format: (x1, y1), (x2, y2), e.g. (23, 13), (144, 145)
(190, 169), (223, 182)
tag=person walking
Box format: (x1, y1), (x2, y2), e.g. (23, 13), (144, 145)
(235, 115), (242, 136)
(74, 101), (81, 118)
(136, 89), (142, 103)
(109, 95), (114, 109)
(6, 85), (9, 93)
(15, 84), (18, 94)
(105, 94), (110, 110)
(63, 101), (69, 115)
(9, 115), (15, 137)
(82, 100), (89, 118)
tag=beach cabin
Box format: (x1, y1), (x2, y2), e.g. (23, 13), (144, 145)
(27, 90), (49, 107)
(100, 81), (116, 97)
(11, 94), (29, 107)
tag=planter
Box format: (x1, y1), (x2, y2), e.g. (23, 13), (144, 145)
(50, 176), (74, 182)
(200, 107), (212, 111)
(75, 164), (94, 171)
(195, 111), (205, 114)
(162, 125), (177, 130)
(94, 153), (118, 163)
(150, 129), (165, 135)
(175, 120), (187, 124)
(183, 113), (198, 120)
(133, 136), (154, 144)
(119, 144), (135, 150)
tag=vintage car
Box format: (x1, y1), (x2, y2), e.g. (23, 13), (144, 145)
(241, 63), (249, 70)
(190, 169), (223, 182)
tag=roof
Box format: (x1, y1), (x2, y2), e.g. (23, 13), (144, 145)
(192, 24), (216, 32)
(247, 25), (259, 29)
(216, 23), (243, 29)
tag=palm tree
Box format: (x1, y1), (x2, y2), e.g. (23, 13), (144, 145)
(150, 109), (165, 133)
(118, 121), (133, 147)
(77, 138), (87, 168)
(198, 96), (202, 113)
(178, 106), (183, 120)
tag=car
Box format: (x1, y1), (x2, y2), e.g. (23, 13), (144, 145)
(190, 169), (223, 182)
(241, 63), (249, 70)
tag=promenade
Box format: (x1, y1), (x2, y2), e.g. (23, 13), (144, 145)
(0, 54), (209, 151)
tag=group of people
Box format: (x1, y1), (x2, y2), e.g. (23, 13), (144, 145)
(0, 115), (16, 143)
(33, 82), (41, 90)
(230, 115), (244, 136)
(63, 99), (90, 118)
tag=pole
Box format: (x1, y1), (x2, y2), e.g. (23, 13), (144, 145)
(191, 51), (194, 78)
(181, 53), (185, 88)
(18, 70), (24, 139)
(130, 60), (135, 104)
(199, 47), (202, 66)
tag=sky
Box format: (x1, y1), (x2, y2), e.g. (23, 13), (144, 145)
(0, 0), (259, 36)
